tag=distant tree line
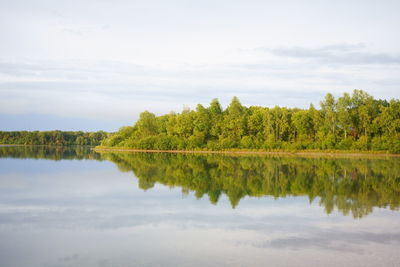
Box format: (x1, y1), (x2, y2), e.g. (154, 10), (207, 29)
(0, 130), (109, 146)
(0, 145), (103, 161)
(101, 90), (400, 153)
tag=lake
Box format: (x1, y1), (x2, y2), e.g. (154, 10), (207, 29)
(0, 146), (399, 267)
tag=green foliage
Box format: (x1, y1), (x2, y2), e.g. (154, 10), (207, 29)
(0, 145), (102, 160)
(0, 130), (108, 146)
(101, 91), (400, 153)
(336, 137), (353, 150)
(351, 136), (369, 150)
(240, 136), (253, 149)
(136, 111), (158, 137)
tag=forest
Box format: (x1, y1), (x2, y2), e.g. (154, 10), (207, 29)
(101, 152), (400, 218)
(100, 90), (400, 153)
(0, 145), (103, 161)
(0, 130), (109, 146)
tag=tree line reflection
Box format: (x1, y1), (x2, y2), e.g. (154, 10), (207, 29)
(1, 146), (399, 218)
(102, 152), (400, 218)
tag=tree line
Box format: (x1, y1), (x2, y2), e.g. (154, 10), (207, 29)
(101, 90), (400, 153)
(0, 130), (109, 146)
(102, 152), (400, 218)
(0, 145), (103, 161)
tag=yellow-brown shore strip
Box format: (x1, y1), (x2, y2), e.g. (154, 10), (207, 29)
(94, 147), (400, 158)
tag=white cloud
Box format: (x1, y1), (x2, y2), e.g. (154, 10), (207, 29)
(0, 0), (399, 130)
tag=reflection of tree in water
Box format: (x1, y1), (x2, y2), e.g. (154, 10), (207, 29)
(2, 146), (398, 218)
(102, 152), (400, 218)
(0, 145), (102, 161)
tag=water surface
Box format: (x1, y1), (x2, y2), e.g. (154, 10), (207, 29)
(0, 146), (399, 267)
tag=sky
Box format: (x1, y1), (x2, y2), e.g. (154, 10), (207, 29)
(0, 0), (399, 131)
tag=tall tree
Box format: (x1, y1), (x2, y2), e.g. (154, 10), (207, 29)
(222, 96), (247, 144)
(337, 92), (352, 139)
(136, 111), (158, 137)
(320, 93), (338, 139)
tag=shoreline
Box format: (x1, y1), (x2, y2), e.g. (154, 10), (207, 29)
(94, 147), (400, 158)
(2, 144), (398, 157)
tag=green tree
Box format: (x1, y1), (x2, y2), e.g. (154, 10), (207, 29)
(337, 92), (352, 138)
(221, 96), (247, 145)
(320, 93), (338, 138)
(136, 111), (158, 137)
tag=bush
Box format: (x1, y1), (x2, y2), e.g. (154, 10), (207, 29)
(138, 136), (157, 149)
(206, 140), (220, 150)
(351, 136), (369, 151)
(240, 136), (253, 149)
(371, 136), (389, 151)
(317, 133), (336, 149)
(388, 138), (400, 153)
(263, 135), (281, 150)
(336, 137), (353, 150)
(219, 137), (237, 149)
(154, 135), (175, 150)
(187, 132), (205, 149)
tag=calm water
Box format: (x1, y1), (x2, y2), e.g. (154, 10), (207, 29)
(0, 146), (400, 267)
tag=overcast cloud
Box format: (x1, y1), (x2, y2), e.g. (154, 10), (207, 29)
(0, 0), (399, 131)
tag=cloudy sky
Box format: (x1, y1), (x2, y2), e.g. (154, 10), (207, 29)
(1, 0), (399, 131)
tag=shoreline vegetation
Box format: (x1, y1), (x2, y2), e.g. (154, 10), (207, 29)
(0, 131), (109, 146)
(94, 146), (400, 157)
(2, 144), (399, 157)
(0, 145), (102, 161)
(100, 90), (400, 154)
